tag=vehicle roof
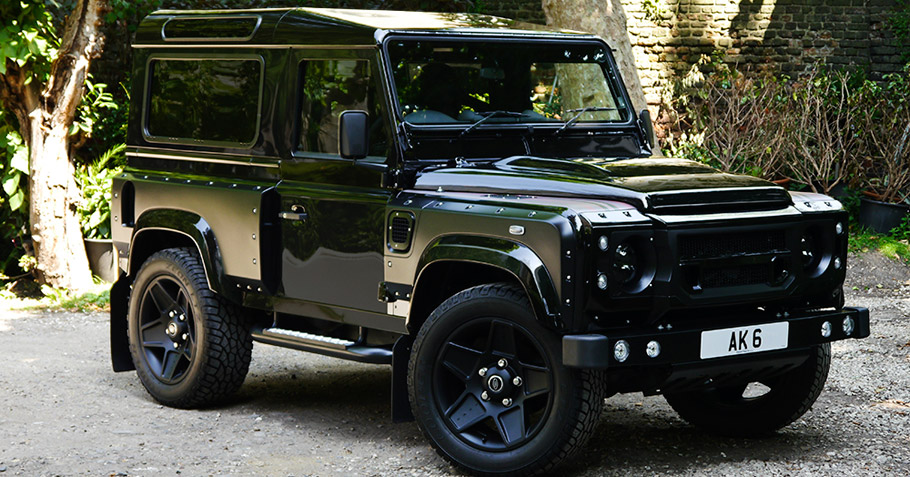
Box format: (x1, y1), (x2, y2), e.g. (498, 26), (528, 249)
(133, 7), (593, 47)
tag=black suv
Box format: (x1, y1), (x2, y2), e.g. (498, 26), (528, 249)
(110, 8), (870, 476)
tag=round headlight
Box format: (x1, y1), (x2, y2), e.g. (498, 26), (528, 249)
(613, 243), (638, 284)
(821, 321), (832, 338)
(596, 273), (608, 290)
(800, 232), (819, 269)
(598, 235), (609, 251)
(835, 222), (844, 235)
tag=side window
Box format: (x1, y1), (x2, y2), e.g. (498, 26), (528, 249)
(147, 58), (262, 145)
(298, 59), (388, 157)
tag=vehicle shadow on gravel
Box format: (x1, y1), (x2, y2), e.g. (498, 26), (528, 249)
(564, 401), (837, 475)
(163, 357), (841, 475)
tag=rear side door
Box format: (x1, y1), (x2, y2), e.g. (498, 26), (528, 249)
(276, 49), (393, 314)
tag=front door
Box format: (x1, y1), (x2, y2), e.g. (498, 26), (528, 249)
(277, 54), (392, 314)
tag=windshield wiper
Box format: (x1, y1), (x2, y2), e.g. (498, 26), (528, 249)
(459, 110), (524, 137)
(553, 107), (619, 135)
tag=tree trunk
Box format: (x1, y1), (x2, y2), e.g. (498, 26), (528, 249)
(0, 0), (106, 291)
(541, 0), (648, 114)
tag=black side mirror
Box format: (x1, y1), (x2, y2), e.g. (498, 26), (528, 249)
(339, 110), (369, 159)
(638, 108), (654, 150)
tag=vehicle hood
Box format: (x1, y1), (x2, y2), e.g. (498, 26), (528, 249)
(413, 156), (792, 214)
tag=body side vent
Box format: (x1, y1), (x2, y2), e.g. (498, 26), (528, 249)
(388, 211), (414, 253)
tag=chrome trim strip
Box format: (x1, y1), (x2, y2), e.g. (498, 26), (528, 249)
(126, 151), (279, 168)
(649, 206), (803, 224)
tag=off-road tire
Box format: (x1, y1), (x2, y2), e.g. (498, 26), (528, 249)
(127, 247), (252, 408)
(664, 343), (831, 437)
(408, 283), (606, 476)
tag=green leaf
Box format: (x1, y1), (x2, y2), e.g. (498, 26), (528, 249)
(1, 172), (19, 196)
(8, 189), (24, 211)
(10, 146), (28, 173)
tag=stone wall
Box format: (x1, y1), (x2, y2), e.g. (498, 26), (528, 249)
(486, 0), (902, 108)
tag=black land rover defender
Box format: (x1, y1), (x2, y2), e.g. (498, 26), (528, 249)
(110, 8), (870, 476)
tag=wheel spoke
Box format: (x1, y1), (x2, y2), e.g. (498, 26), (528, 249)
(486, 320), (517, 357)
(445, 391), (490, 431)
(141, 321), (169, 344)
(441, 342), (483, 382)
(161, 350), (181, 380)
(142, 340), (167, 350)
(149, 281), (177, 314)
(140, 317), (165, 332)
(495, 406), (526, 445)
(521, 364), (550, 398)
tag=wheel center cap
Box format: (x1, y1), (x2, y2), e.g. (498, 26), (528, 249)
(487, 375), (504, 393)
(166, 322), (179, 338)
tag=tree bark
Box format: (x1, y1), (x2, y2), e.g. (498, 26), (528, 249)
(541, 0), (648, 114)
(0, 0), (106, 291)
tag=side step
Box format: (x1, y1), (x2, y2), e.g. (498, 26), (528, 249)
(251, 327), (392, 364)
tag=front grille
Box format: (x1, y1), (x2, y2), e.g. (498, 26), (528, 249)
(391, 217), (410, 244)
(678, 229), (790, 290)
(702, 264), (771, 288)
(679, 231), (786, 260)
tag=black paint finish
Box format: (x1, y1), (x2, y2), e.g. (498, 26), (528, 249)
(112, 8), (866, 414)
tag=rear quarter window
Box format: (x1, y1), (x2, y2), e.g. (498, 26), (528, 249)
(145, 57), (263, 146)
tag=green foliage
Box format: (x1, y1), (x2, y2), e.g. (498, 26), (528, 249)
(0, 1), (57, 77)
(70, 75), (118, 137)
(74, 144), (125, 239)
(889, 0), (910, 60)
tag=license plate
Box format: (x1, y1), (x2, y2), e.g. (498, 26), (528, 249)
(700, 322), (789, 360)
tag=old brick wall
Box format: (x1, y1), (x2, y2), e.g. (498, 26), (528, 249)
(486, 0), (902, 108)
(621, 0), (902, 107)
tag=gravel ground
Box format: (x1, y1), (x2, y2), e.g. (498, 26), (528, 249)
(0, 252), (907, 477)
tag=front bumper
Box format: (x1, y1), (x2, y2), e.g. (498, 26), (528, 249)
(563, 307), (869, 369)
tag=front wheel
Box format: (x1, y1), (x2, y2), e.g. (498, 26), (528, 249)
(664, 343), (831, 437)
(408, 283), (605, 476)
(127, 247), (252, 408)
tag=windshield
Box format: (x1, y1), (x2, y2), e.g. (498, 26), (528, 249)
(387, 39), (631, 127)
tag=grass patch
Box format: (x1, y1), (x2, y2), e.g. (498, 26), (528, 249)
(849, 230), (910, 263)
(0, 281), (111, 312)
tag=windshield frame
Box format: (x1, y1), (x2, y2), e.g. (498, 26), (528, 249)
(379, 33), (637, 134)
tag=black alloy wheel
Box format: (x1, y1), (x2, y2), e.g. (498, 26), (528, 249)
(409, 283), (606, 476)
(127, 247), (252, 408)
(433, 316), (553, 451)
(664, 343), (831, 437)
(136, 275), (197, 385)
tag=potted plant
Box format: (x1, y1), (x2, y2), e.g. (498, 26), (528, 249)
(855, 70), (910, 233)
(76, 144), (124, 282)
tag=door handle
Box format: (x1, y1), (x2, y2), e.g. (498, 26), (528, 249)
(280, 204), (308, 221)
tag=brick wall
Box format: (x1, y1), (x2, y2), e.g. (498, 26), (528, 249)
(487, 0), (902, 107)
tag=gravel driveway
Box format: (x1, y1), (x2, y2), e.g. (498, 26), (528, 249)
(0, 253), (908, 476)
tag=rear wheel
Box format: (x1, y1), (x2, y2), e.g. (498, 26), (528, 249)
(408, 283), (606, 476)
(664, 343), (831, 436)
(127, 247), (252, 408)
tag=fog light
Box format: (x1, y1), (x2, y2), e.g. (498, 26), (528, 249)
(598, 235), (609, 251)
(843, 317), (855, 336)
(646, 341), (661, 358)
(614, 340), (630, 362)
(834, 257), (842, 270)
(597, 273), (608, 290)
(835, 222), (844, 235)
(821, 321), (832, 338)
